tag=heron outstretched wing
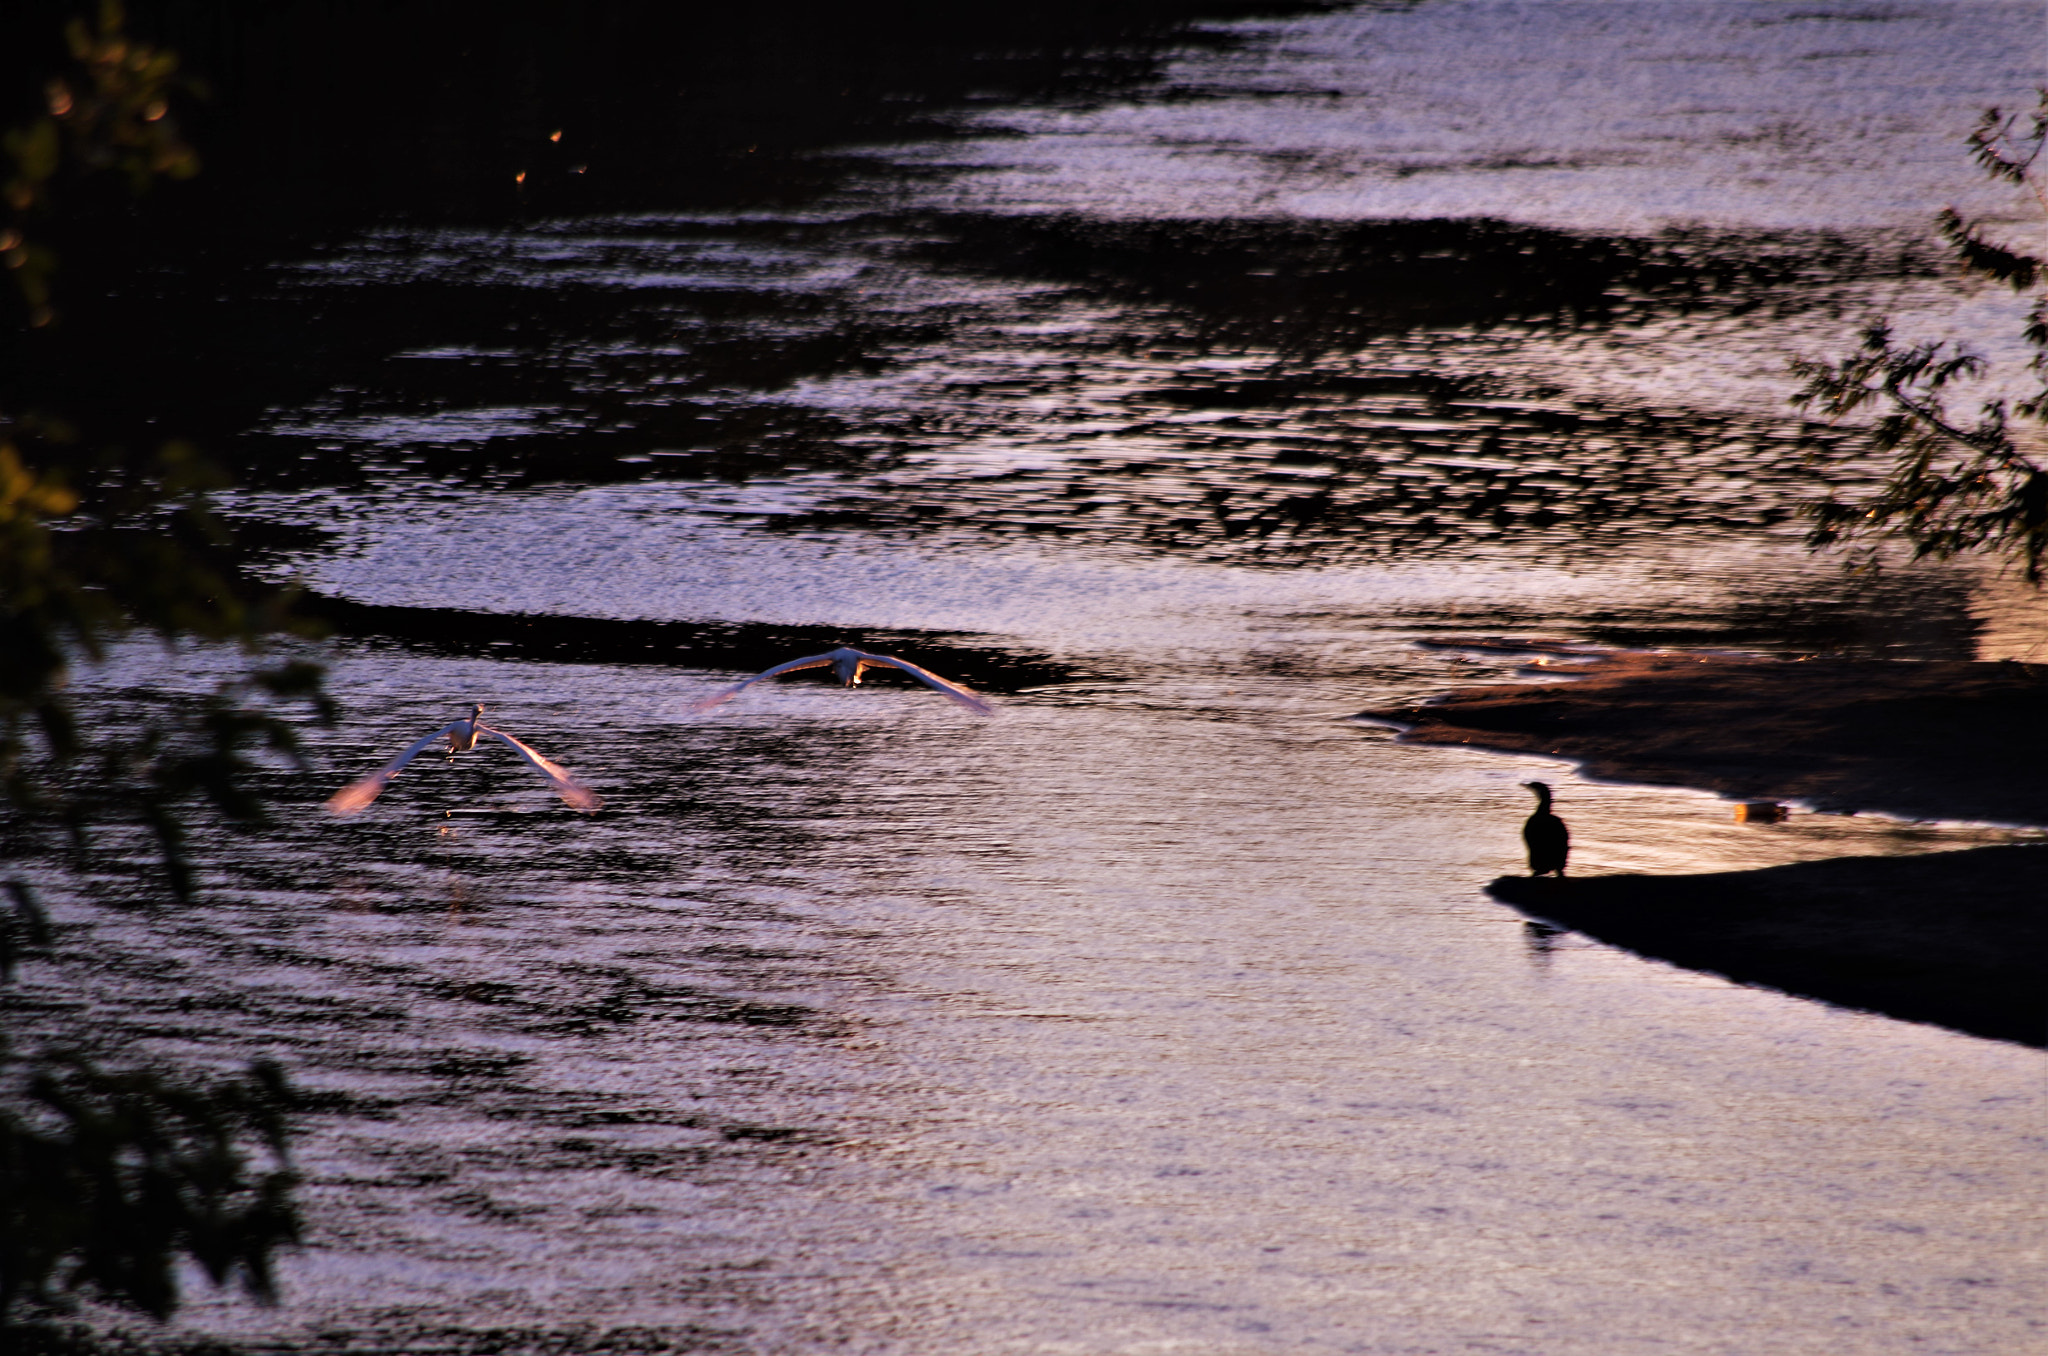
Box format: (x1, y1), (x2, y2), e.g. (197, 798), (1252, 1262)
(858, 653), (995, 715)
(688, 653), (840, 712)
(479, 726), (602, 811)
(325, 721), (465, 816)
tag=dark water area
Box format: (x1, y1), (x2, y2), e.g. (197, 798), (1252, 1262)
(0, 0), (1340, 454)
(3, 0), (1340, 216)
(7, 1), (2048, 1352)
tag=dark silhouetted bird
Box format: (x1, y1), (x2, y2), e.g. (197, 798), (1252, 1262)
(1521, 781), (1569, 877)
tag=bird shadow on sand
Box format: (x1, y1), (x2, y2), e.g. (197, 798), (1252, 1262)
(1488, 844), (2047, 1048)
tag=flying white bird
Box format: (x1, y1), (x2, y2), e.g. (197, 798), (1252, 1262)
(326, 704), (601, 816)
(690, 647), (994, 716)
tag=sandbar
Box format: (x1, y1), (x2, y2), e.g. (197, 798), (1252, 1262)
(1362, 643), (2047, 1046)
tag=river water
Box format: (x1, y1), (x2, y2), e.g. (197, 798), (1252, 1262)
(22, 2), (2048, 1353)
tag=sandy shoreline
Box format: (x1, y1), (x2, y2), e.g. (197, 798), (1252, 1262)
(1361, 643), (2048, 826)
(1488, 848), (2045, 1046)
(1362, 642), (2048, 1046)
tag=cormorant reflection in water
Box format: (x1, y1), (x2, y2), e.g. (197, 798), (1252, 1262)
(1521, 780), (1569, 877)
(1522, 919), (1565, 969)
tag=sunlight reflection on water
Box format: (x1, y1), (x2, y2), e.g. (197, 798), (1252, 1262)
(915, 0), (2040, 233)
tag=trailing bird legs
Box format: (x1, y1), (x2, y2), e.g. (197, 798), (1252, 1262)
(326, 703), (601, 816)
(690, 646), (993, 716)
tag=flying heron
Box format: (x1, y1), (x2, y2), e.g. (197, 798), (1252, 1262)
(1521, 781), (1569, 877)
(326, 704), (601, 816)
(689, 647), (994, 716)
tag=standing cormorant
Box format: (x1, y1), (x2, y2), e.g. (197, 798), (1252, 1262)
(1521, 781), (1569, 877)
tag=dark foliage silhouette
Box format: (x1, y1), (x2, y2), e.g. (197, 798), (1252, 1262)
(1795, 93), (2048, 582)
(2, 4), (319, 1329)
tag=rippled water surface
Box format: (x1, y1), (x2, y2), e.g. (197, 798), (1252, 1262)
(16, 2), (2048, 1353)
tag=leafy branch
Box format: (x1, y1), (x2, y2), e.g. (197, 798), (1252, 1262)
(0, 1046), (300, 1322)
(1, 5), (321, 1329)
(2, 1), (329, 943)
(2, 0), (199, 331)
(1793, 91), (2048, 583)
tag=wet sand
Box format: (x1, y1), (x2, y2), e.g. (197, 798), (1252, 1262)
(1490, 849), (2045, 1046)
(1364, 644), (2048, 1046)
(1362, 644), (2048, 826)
